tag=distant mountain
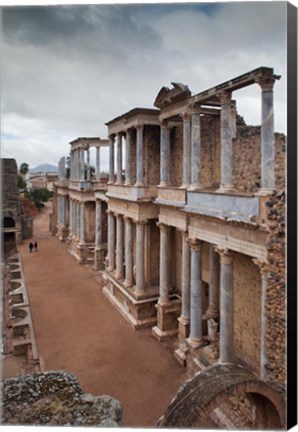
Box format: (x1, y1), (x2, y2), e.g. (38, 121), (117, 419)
(30, 164), (58, 173)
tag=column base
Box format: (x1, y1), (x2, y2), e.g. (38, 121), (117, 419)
(114, 271), (124, 280)
(255, 188), (275, 196)
(134, 181), (144, 187)
(123, 280), (134, 289)
(152, 325), (178, 342)
(177, 316), (190, 343)
(174, 343), (189, 366)
(94, 248), (105, 271)
(216, 186), (236, 194)
(187, 184), (203, 191)
(154, 297), (181, 337)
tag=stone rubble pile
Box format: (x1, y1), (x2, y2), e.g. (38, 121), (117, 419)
(1, 370), (123, 427)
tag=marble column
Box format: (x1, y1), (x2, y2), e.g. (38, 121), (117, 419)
(191, 107), (202, 188)
(206, 244), (220, 318)
(253, 259), (269, 380)
(135, 220), (146, 293)
(109, 135), (115, 184)
(135, 125), (144, 186)
(180, 231), (190, 323)
(96, 146), (101, 180)
(80, 202), (85, 243)
(80, 149), (85, 180)
(158, 223), (170, 305)
(231, 100), (237, 139)
(159, 122), (170, 186)
(218, 90), (234, 191)
(257, 77), (276, 193)
(61, 196), (65, 227)
(69, 200), (72, 234)
(115, 213), (124, 279)
(216, 247), (234, 363)
(95, 200), (102, 247)
(86, 148), (90, 180)
(182, 112), (191, 187)
(189, 239), (204, 346)
(107, 211), (115, 271)
(124, 217), (133, 287)
(125, 129), (132, 185)
(116, 133), (123, 184)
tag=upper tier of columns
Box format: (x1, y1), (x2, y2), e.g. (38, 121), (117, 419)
(70, 145), (103, 181)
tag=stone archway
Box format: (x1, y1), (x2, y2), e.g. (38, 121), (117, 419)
(157, 364), (285, 429)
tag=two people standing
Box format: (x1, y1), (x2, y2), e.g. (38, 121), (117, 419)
(29, 241), (38, 253)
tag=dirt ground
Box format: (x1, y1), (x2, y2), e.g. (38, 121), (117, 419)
(7, 201), (186, 427)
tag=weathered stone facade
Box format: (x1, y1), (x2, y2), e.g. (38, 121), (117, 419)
(52, 66), (286, 429)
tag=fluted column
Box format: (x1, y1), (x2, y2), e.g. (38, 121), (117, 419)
(253, 258), (269, 380)
(115, 213), (124, 279)
(257, 76), (276, 193)
(189, 239), (204, 346)
(80, 202), (85, 243)
(96, 146), (100, 180)
(95, 200), (102, 247)
(135, 125), (144, 186)
(216, 247), (234, 363)
(206, 244), (220, 318)
(191, 106), (202, 188)
(107, 211), (115, 271)
(116, 133), (123, 184)
(180, 231), (190, 323)
(125, 129), (132, 185)
(159, 122), (170, 186)
(124, 216), (133, 287)
(158, 222), (170, 304)
(109, 135), (115, 184)
(218, 91), (234, 191)
(135, 220), (146, 292)
(182, 112), (191, 187)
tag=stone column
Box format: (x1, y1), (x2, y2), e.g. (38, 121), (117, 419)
(80, 148), (85, 180)
(182, 112), (191, 187)
(107, 211), (115, 271)
(135, 125), (144, 186)
(257, 77), (276, 193)
(218, 90), (234, 191)
(125, 129), (132, 185)
(109, 135), (115, 184)
(116, 133), (123, 184)
(253, 259), (269, 380)
(188, 239), (204, 346)
(158, 223), (170, 305)
(76, 202), (80, 238)
(206, 244), (220, 318)
(61, 196), (66, 227)
(80, 202), (85, 243)
(115, 213), (124, 279)
(216, 247), (234, 363)
(95, 200), (102, 247)
(86, 148), (90, 180)
(96, 146), (101, 180)
(191, 106), (202, 188)
(135, 220), (146, 293)
(124, 216), (133, 287)
(159, 122), (170, 186)
(69, 200), (72, 234)
(179, 231), (190, 332)
(231, 100), (237, 139)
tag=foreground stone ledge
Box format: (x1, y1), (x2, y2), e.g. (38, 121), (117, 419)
(1, 370), (123, 427)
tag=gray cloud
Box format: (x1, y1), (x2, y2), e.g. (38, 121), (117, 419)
(1, 2), (287, 169)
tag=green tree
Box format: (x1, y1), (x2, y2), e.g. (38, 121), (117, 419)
(20, 162), (29, 176)
(25, 188), (53, 210)
(17, 174), (27, 190)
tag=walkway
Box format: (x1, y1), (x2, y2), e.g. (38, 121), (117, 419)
(18, 202), (185, 427)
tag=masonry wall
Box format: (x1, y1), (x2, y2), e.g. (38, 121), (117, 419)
(200, 115), (221, 188)
(85, 201), (95, 243)
(130, 130), (137, 185)
(149, 221), (160, 287)
(170, 125), (183, 187)
(233, 252), (262, 374)
(144, 125), (160, 186)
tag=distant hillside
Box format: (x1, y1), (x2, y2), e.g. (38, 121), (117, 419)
(30, 164), (58, 173)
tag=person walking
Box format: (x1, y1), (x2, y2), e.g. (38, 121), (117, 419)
(34, 241), (38, 252)
(29, 242), (34, 253)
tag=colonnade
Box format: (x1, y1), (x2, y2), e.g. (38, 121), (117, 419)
(107, 211), (148, 293)
(109, 125), (144, 186)
(70, 145), (103, 181)
(57, 195), (68, 227)
(68, 199), (84, 243)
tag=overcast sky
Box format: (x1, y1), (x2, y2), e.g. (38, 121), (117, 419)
(1, 1), (288, 171)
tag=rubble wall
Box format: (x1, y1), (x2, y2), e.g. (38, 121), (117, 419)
(170, 126), (183, 187)
(200, 115), (221, 188)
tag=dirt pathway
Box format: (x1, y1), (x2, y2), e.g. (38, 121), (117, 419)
(18, 202), (186, 427)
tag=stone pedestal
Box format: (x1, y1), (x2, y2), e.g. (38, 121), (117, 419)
(152, 298), (181, 341)
(94, 247), (105, 271)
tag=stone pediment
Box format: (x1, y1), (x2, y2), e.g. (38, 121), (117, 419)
(154, 83), (191, 108)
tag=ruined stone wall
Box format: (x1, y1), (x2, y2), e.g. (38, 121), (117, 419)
(264, 190), (286, 391)
(170, 126), (183, 187)
(233, 252), (261, 374)
(21, 215), (33, 239)
(85, 201), (95, 243)
(200, 115), (221, 188)
(50, 186), (58, 236)
(233, 128), (286, 193)
(144, 125), (160, 186)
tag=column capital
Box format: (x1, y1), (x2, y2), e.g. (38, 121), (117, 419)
(106, 209), (114, 216)
(215, 247), (233, 264)
(109, 134), (116, 141)
(218, 90), (232, 104)
(114, 212), (123, 219)
(180, 111), (191, 120)
(189, 103), (201, 115)
(135, 124), (144, 131)
(156, 221), (168, 233)
(123, 215), (133, 223)
(252, 258), (269, 277)
(255, 76), (276, 91)
(136, 219), (147, 226)
(189, 238), (202, 251)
